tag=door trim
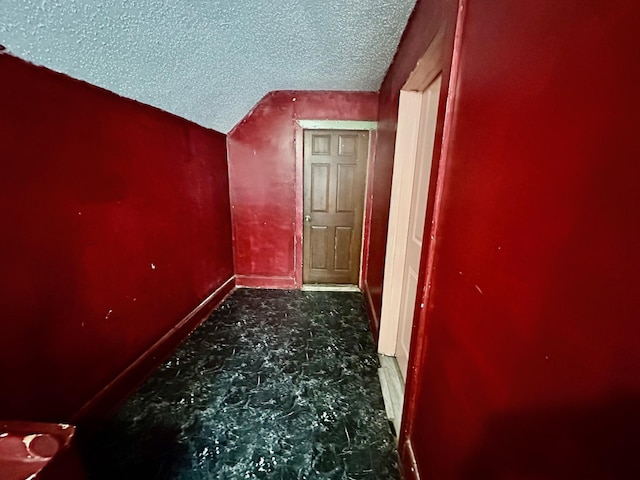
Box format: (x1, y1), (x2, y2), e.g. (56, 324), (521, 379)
(298, 120), (378, 131)
(398, 11), (467, 477)
(378, 28), (444, 354)
(377, 26), (448, 452)
(294, 121), (377, 288)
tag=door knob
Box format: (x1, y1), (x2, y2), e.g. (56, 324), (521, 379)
(304, 215), (311, 222)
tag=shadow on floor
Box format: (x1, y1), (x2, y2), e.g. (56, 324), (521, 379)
(79, 289), (399, 479)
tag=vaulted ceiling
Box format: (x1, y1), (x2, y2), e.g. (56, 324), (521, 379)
(2, 0), (416, 132)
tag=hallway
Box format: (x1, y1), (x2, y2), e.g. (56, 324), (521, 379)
(79, 289), (399, 479)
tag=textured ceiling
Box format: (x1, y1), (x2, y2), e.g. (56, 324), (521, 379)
(1, 0), (416, 132)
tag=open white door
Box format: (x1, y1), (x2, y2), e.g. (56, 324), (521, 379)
(395, 75), (441, 379)
(377, 70), (443, 435)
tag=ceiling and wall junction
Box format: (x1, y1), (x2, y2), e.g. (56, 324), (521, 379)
(1, 0), (416, 132)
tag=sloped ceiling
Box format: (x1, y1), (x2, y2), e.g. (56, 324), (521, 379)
(1, 0), (416, 133)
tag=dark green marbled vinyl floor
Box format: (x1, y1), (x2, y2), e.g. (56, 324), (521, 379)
(80, 289), (400, 479)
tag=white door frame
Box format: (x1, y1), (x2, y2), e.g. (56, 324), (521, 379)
(376, 30), (445, 433)
(379, 29), (445, 355)
(294, 120), (377, 288)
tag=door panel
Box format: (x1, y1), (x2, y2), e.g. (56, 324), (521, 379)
(303, 130), (368, 284)
(396, 75), (442, 380)
(334, 227), (354, 271)
(310, 226), (328, 269)
(312, 134), (331, 154)
(336, 164), (356, 212)
(311, 164), (330, 212)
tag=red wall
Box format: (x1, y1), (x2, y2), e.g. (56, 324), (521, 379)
(227, 91), (378, 289)
(374, 0), (640, 478)
(0, 54), (235, 424)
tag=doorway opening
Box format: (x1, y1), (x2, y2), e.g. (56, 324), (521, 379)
(377, 32), (445, 436)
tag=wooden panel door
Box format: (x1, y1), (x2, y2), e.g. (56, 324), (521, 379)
(303, 130), (368, 284)
(396, 75), (442, 379)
